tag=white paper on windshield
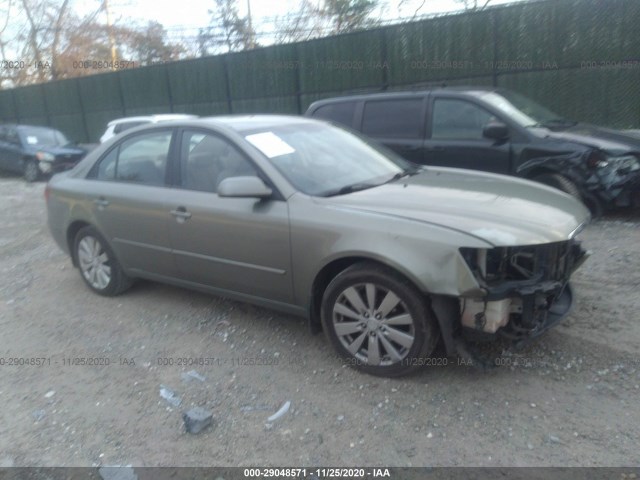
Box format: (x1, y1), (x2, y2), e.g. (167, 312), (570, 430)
(26, 136), (38, 145)
(245, 132), (295, 158)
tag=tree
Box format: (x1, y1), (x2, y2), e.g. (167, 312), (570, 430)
(320, 0), (379, 34)
(274, 0), (325, 43)
(454, 0), (494, 11)
(0, 0), (17, 88)
(53, 18), (134, 78)
(275, 0), (379, 41)
(397, 0), (428, 19)
(201, 0), (256, 55)
(131, 21), (185, 66)
(0, 0), (189, 85)
(17, 0), (71, 82)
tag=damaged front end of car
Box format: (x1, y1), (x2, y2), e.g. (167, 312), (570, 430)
(587, 152), (640, 208)
(518, 149), (640, 211)
(456, 238), (589, 348)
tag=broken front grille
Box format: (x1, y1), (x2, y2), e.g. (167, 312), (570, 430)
(461, 239), (585, 286)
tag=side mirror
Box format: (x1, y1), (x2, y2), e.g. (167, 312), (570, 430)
(483, 121), (510, 141)
(217, 176), (272, 199)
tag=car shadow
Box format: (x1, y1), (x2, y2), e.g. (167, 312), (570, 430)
(599, 207), (640, 222)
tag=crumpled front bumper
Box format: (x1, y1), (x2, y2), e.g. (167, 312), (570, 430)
(591, 161), (640, 207)
(458, 240), (589, 344)
(493, 281), (574, 345)
(611, 169), (640, 207)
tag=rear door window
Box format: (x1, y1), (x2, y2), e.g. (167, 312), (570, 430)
(362, 99), (424, 139)
(92, 130), (173, 185)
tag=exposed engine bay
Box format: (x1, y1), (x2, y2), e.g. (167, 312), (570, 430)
(459, 240), (589, 342)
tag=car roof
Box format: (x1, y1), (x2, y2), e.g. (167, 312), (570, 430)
(0, 124), (55, 130)
(198, 114), (322, 133)
(107, 114), (197, 126)
(307, 86), (503, 107)
(15, 124), (63, 132)
(100, 115), (326, 140)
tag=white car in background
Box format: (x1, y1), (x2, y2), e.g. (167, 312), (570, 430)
(99, 114), (197, 143)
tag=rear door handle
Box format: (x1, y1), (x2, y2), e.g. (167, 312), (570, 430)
(93, 197), (109, 208)
(425, 146), (446, 152)
(170, 207), (192, 222)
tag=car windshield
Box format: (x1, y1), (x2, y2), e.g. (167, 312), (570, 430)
(19, 126), (69, 147)
(243, 123), (415, 196)
(478, 91), (575, 128)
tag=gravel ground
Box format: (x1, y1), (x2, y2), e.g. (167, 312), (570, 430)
(0, 174), (639, 467)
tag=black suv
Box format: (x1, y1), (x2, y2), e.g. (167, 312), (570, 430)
(306, 88), (640, 214)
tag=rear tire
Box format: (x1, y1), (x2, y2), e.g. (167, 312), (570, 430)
(74, 226), (132, 296)
(321, 262), (438, 377)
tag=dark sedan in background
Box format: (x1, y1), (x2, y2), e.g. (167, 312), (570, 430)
(0, 124), (87, 182)
(306, 88), (640, 215)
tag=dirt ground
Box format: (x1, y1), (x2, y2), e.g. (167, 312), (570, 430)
(0, 173), (639, 468)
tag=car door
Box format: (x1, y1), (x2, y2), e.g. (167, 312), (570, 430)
(0, 127), (25, 173)
(424, 96), (511, 174)
(0, 126), (8, 170)
(166, 129), (293, 304)
(85, 128), (176, 277)
(359, 97), (427, 164)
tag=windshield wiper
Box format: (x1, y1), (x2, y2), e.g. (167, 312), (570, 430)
(322, 168), (422, 197)
(322, 182), (379, 197)
(386, 166), (422, 183)
(526, 118), (577, 129)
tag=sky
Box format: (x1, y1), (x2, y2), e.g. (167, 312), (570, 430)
(92, 0), (526, 43)
(2, 0), (527, 59)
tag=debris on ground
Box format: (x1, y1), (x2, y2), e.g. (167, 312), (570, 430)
(240, 405), (271, 412)
(159, 385), (181, 407)
(32, 409), (45, 421)
(267, 400), (291, 423)
(183, 407), (214, 434)
(98, 466), (138, 480)
(181, 370), (206, 382)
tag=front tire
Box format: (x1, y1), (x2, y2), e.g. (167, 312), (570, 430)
(74, 226), (132, 296)
(534, 173), (581, 199)
(534, 173), (602, 216)
(23, 159), (40, 182)
(321, 262), (438, 377)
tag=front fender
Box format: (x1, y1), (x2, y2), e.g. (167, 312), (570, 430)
(289, 195), (491, 311)
(516, 150), (591, 187)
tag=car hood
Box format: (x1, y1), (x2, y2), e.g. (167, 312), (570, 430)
(24, 145), (86, 156)
(321, 168), (590, 247)
(544, 123), (640, 155)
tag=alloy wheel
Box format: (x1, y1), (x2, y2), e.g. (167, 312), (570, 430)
(332, 282), (416, 366)
(77, 235), (112, 290)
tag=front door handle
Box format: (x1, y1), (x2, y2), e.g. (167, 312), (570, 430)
(425, 146), (446, 152)
(170, 207), (192, 222)
(93, 197), (110, 208)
